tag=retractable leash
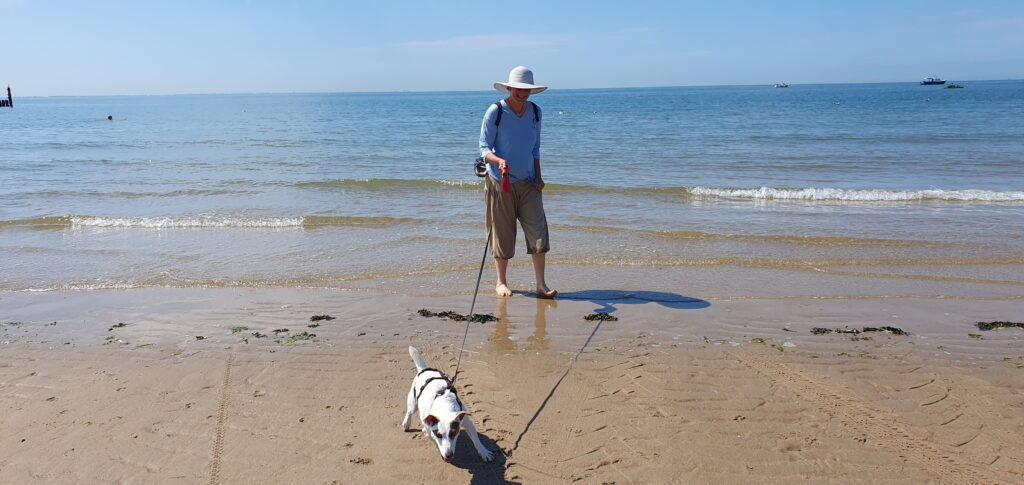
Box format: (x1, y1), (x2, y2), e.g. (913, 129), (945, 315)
(452, 226), (492, 385)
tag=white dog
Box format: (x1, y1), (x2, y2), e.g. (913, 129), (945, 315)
(402, 346), (495, 463)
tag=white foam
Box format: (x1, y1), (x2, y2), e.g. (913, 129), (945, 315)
(689, 187), (1024, 202)
(435, 179), (483, 187)
(69, 216), (304, 228)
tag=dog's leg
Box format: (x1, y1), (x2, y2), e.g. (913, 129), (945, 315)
(401, 383), (416, 431)
(462, 416), (495, 461)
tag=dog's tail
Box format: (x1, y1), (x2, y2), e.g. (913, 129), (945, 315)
(408, 346), (428, 372)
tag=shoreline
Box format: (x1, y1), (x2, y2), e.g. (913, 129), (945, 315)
(2, 285), (1022, 360)
(2, 285), (1022, 483)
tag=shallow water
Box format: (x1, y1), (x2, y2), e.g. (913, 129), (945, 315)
(2, 82), (1023, 292)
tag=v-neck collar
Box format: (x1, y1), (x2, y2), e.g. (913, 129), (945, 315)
(502, 99), (528, 119)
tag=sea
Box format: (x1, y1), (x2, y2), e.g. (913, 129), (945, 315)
(2, 81), (1023, 294)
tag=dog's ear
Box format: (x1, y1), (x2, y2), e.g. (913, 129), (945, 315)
(424, 415), (439, 427)
(454, 412), (466, 422)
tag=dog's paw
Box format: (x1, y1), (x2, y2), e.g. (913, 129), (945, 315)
(479, 448), (495, 462)
(401, 418), (411, 431)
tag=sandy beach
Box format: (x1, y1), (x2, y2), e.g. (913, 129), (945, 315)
(2, 269), (1022, 484)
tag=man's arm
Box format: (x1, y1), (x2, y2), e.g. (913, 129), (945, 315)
(534, 159), (544, 190)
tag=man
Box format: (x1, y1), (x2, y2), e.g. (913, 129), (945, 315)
(478, 66), (556, 299)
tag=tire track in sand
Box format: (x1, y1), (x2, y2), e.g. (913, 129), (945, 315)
(208, 353), (235, 485)
(728, 350), (1000, 485)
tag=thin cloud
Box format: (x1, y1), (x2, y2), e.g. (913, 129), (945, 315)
(403, 28), (661, 51)
(968, 15), (1024, 29)
(403, 34), (565, 50)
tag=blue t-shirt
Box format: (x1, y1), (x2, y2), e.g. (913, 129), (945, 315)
(479, 100), (541, 183)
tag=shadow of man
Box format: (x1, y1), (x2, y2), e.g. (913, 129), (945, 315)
(556, 289), (710, 314)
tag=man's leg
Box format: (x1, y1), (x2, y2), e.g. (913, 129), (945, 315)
(486, 177), (516, 297)
(531, 252), (555, 298)
(495, 257), (512, 297)
(518, 182), (554, 298)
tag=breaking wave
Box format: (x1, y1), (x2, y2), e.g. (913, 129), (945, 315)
(0, 215), (424, 229)
(688, 187), (1024, 202)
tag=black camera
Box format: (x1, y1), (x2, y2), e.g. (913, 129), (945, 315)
(474, 157), (488, 177)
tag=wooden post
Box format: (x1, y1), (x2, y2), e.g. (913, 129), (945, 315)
(6, 86), (11, 108)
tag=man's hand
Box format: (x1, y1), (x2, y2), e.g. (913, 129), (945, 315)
(536, 177), (545, 191)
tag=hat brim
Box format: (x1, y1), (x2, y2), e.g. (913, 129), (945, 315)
(494, 82), (547, 95)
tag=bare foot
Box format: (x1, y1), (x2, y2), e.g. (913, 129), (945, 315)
(536, 285), (557, 299)
(495, 283), (512, 297)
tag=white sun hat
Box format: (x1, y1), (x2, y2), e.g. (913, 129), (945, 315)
(494, 66), (548, 94)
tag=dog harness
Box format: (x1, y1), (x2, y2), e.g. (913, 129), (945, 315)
(414, 367), (464, 408)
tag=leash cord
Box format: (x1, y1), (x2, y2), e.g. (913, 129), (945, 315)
(452, 227), (490, 385)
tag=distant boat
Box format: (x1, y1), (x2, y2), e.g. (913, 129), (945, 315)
(773, 82), (789, 88)
(920, 76), (946, 85)
(945, 83), (964, 89)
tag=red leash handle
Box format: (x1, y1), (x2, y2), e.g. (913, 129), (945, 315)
(500, 166), (510, 193)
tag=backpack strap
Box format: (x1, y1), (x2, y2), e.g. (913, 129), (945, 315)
(494, 101), (540, 126)
(493, 102), (503, 126)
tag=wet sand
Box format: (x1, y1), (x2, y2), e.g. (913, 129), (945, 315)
(1, 282), (1023, 484)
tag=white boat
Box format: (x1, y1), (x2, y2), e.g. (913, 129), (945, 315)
(773, 82), (789, 88)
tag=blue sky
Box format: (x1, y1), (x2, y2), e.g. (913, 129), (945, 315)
(3, 0), (1023, 96)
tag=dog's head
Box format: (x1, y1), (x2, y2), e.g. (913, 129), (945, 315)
(422, 410), (465, 462)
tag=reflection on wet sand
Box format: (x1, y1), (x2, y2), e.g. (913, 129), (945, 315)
(526, 298), (553, 352)
(487, 297), (557, 353)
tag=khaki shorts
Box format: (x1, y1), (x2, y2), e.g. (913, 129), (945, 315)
(485, 176), (550, 259)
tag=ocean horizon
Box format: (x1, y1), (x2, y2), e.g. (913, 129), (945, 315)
(16, 78), (1024, 98)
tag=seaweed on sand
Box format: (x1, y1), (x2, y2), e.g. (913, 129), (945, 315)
(285, 331), (317, 345)
(976, 321), (1024, 331)
(417, 309), (465, 320)
(584, 313), (618, 322)
(416, 309), (497, 323)
(310, 315), (335, 322)
(750, 337), (784, 352)
(862, 326), (909, 336)
(813, 326), (909, 336)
